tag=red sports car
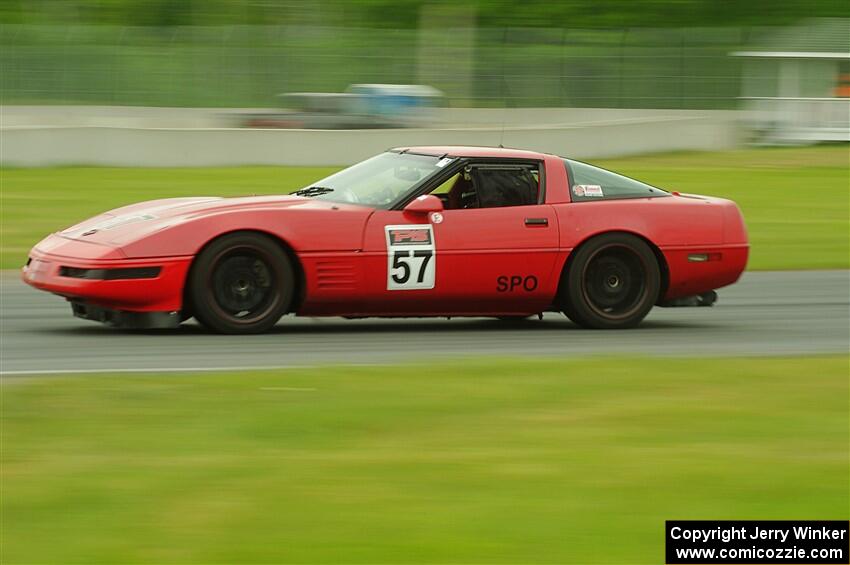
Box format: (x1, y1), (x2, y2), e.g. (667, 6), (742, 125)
(22, 146), (748, 333)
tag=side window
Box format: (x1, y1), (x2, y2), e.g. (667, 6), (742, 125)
(471, 166), (539, 208)
(565, 159), (668, 201)
(431, 163), (540, 210)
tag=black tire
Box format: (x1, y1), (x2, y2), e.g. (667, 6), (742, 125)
(188, 232), (295, 334)
(559, 233), (660, 329)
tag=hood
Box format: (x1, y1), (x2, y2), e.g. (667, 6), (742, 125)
(57, 195), (321, 246)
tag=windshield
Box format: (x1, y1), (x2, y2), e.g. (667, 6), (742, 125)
(292, 152), (452, 208)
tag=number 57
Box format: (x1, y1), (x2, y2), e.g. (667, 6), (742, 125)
(391, 250), (432, 284)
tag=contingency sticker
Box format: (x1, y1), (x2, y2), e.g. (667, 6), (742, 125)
(385, 225), (436, 290)
(573, 184), (604, 197)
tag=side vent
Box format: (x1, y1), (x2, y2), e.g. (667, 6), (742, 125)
(315, 261), (357, 290)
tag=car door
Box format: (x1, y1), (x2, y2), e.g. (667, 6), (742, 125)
(358, 161), (560, 315)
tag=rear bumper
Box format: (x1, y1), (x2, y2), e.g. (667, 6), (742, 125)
(661, 243), (749, 301)
(22, 244), (193, 313)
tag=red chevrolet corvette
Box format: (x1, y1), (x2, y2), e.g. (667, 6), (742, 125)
(22, 146), (748, 333)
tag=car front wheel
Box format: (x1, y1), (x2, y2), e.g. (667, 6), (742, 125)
(188, 232), (295, 334)
(559, 233), (660, 329)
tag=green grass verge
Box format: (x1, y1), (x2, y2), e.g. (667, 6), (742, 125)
(1, 145), (848, 270)
(3, 356), (848, 563)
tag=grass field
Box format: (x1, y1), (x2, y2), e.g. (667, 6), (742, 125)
(1, 145), (848, 270)
(2, 356), (847, 563)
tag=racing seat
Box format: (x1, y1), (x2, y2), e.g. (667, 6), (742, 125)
(446, 175), (474, 210)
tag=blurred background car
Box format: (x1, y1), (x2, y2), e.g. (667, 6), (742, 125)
(239, 83), (444, 129)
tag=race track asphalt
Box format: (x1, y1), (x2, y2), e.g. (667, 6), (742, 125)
(1, 270), (847, 375)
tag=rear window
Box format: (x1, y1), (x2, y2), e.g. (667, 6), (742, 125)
(564, 159), (669, 202)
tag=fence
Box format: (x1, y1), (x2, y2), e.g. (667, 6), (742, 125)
(0, 24), (761, 109)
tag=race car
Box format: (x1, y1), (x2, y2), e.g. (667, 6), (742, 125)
(22, 146), (748, 334)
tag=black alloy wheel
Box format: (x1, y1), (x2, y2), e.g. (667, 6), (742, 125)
(189, 232), (295, 334)
(559, 233), (660, 329)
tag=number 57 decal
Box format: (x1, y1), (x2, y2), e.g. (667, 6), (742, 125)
(385, 225), (436, 290)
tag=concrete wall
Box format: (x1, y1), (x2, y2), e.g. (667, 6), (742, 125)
(1, 104), (735, 128)
(0, 110), (740, 167)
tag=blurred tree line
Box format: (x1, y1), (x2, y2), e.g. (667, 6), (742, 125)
(1, 0), (848, 28)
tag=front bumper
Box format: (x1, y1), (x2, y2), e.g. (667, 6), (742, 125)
(22, 238), (193, 313)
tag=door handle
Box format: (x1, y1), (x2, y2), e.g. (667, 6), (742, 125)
(524, 218), (548, 227)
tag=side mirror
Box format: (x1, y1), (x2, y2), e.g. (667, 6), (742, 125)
(403, 194), (443, 215)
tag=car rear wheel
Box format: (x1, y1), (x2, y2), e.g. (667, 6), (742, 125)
(559, 233), (660, 329)
(189, 232), (294, 334)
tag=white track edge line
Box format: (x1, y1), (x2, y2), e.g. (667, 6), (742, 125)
(0, 362), (390, 377)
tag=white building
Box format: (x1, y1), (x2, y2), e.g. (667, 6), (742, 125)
(733, 18), (849, 143)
